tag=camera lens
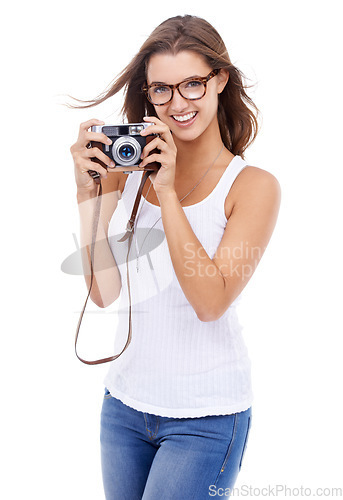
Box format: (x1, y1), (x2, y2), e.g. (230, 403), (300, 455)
(119, 144), (135, 160)
(112, 136), (141, 165)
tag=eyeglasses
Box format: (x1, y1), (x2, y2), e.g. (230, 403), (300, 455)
(143, 69), (219, 106)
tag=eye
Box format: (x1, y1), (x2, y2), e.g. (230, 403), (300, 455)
(152, 85), (170, 95)
(185, 80), (202, 89)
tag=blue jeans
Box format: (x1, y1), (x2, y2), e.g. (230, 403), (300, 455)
(100, 389), (252, 499)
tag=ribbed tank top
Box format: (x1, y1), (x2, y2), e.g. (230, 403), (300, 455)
(104, 155), (253, 418)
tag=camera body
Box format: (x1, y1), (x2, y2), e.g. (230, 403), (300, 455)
(91, 123), (160, 173)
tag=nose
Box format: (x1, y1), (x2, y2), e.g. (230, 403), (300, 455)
(169, 89), (188, 112)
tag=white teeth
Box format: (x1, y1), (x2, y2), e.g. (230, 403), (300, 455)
(173, 112), (197, 122)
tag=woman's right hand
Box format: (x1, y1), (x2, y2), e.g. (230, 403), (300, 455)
(70, 118), (115, 193)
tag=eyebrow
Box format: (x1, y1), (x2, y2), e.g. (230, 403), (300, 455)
(148, 75), (203, 85)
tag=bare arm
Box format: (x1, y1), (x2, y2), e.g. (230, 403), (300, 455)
(71, 119), (126, 308)
(158, 167), (281, 321)
(76, 180), (122, 308)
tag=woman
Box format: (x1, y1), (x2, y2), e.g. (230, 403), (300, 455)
(70, 15), (281, 500)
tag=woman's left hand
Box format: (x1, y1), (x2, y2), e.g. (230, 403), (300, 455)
(139, 116), (177, 198)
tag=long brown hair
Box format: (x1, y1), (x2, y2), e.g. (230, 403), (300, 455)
(69, 15), (259, 157)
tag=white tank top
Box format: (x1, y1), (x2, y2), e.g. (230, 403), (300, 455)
(104, 155), (253, 417)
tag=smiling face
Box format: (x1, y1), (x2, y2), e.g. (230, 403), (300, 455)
(146, 51), (228, 144)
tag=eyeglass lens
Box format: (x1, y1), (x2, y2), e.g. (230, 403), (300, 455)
(148, 79), (205, 105)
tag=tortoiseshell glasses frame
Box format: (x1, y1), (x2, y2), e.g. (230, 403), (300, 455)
(142, 69), (220, 106)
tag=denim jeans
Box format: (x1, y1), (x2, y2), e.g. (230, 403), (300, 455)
(100, 388), (252, 499)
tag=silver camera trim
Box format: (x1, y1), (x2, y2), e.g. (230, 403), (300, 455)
(112, 136), (141, 165)
(91, 122), (153, 134)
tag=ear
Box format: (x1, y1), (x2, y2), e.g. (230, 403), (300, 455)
(217, 69), (229, 94)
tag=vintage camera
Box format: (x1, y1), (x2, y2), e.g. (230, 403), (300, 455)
(90, 123), (160, 173)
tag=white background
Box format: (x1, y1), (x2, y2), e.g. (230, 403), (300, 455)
(1, 0), (342, 498)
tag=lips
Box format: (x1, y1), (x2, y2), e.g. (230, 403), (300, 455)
(172, 111), (198, 123)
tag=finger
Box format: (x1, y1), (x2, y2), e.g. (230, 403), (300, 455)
(141, 119), (170, 138)
(141, 125), (170, 139)
(79, 118), (104, 132)
(139, 153), (163, 169)
(143, 116), (163, 127)
(84, 147), (116, 168)
(141, 137), (167, 159)
(141, 120), (175, 149)
(78, 159), (108, 179)
(83, 131), (112, 147)
(74, 119), (106, 149)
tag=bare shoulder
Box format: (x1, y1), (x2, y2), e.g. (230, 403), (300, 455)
(234, 165), (280, 193)
(225, 166), (281, 219)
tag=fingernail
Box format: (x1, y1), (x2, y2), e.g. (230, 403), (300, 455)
(107, 138), (112, 144)
(109, 161), (115, 167)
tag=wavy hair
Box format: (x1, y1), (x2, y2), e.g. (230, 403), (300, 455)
(69, 15), (259, 157)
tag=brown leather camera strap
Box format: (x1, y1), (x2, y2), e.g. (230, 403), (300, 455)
(75, 169), (152, 365)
